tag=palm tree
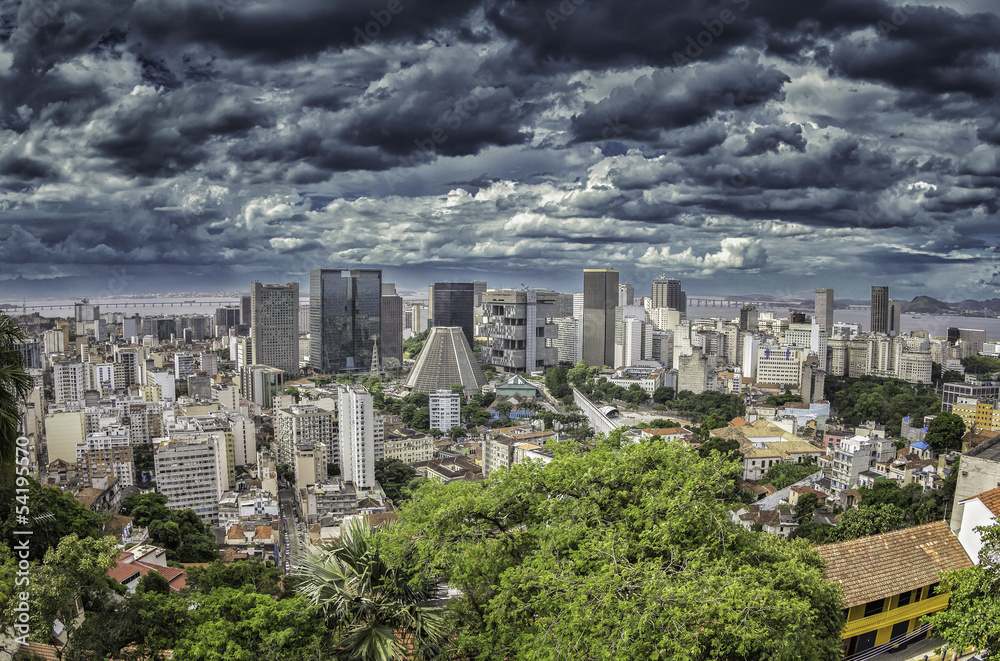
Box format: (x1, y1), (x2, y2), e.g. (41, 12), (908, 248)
(0, 314), (32, 483)
(294, 519), (448, 661)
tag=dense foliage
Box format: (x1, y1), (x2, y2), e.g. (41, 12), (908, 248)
(383, 430), (845, 660)
(374, 458), (420, 503)
(961, 355), (1000, 376)
(0, 477), (104, 556)
(824, 375), (940, 437)
(925, 411), (967, 451)
(0, 315), (32, 483)
(763, 461), (821, 489)
(663, 389), (746, 423)
(120, 492), (218, 562)
(925, 523), (1000, 660)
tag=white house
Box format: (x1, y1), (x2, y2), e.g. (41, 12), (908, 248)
(955, 486), (1000, 563)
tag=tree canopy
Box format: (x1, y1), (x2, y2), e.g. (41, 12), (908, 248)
(382, 430), (845, 660)
(824, 375), (940, 437)
(120, 492), (218, 562)
(924, 411), (966, 452)
(925, 523), (1000, 659)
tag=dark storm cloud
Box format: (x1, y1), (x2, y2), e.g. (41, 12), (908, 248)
(570, 61), (790, 143)
(129, 0), (481, 62)
(0, 0), (998, 298)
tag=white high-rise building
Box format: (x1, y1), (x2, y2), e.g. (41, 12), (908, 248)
(429, 390), (461, 434)
(250, 282), (300, 375)
(338, 384), (376, 489)
(229, 413), (257, 466)
(741, 334), (762, 379)
(54, 361), (86, 405)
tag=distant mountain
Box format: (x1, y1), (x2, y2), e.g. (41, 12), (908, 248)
(902, 296), (952, 314)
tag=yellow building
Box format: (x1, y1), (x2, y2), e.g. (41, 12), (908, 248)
(815, 521), (972, 658)
(952, 398), (1000, 433)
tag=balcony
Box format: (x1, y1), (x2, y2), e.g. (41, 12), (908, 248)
(841, 592), (950, 639)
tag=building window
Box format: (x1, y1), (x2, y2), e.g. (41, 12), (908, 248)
(897, 589), (912, 607)
(863, 598), (884, 617)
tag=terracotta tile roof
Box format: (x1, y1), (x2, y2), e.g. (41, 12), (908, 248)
(815, 521), (973, 607)
(963, 486), (1000, 518)
(108, 562), (143, 585)
(254, 525), (273, 540)
(217, 548), (249, 562)
(20, 642), (60, 660)
(226, 526), (245, 540)
(644, 427), (689, 436)
(729, 417), (750, 426)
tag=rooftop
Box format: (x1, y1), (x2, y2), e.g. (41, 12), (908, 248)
(815, 521), (972, 607)
(960, 486), (1000, 518)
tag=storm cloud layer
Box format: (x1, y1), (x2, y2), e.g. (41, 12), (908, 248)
(1, 0), (998, 298)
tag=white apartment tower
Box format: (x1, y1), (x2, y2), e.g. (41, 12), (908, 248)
(429, 390), (462, 433)
(338, 384), (376, 489)
(154, 435), (228, 524)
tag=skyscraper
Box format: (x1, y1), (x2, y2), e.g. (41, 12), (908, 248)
(432, 282), (475, 347)
(338, 384), (376, 489)
(739, 306), (759, 332)
(309, 269), (382, 374)
(250, 282), (300, 374)
(888, 299), (903, 337)
(381, 283), (404, 369)
(871, 285), (890, 334)
(815, 288), (834, 334)
(583, 269), (619, 367)
(651, 278), (683, 311)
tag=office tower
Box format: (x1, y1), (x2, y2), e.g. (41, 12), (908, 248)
(583, 269), (619, 367)
(309, 269), (382, 373)
(472, 281), (488, 306)
(815, 288), (834, 334)
(74, 301), (99, 322)
(250, 282), (300, 375)
(339, 384), (376, 489)
(240, 295), (251, 327)
(651, 277), (683, 311)
(432, 282), (475, 347)
(553, 317), (581, 364)
(618, 283), (634, 306)
(871, 285), (890, 334)
(174, 352), (195, 380)
(480, 289), (560, 374)
(427, 285), (435, 325)
(215, 307), (241, 336)
(739, 306), (759, 332)
(123, 315), (141, 340)
(888, 300), (903, 337)
(406, 327), (488, 396)
(429, 390), (462, 433)
(381, 283), (404, 369)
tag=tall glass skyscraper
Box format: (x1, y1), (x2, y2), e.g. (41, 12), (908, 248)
(309, 269), (382, 373)
(871, 285), (889, 335)
(583, 268), (619, 367)
(432, 282), (475, 347)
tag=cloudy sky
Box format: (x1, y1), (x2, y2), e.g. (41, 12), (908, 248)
(1, 0), (999, 301)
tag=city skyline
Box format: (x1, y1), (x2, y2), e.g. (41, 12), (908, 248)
(1, 1), (999, 301)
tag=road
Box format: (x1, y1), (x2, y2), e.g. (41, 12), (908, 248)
(278, 487), (300, 573)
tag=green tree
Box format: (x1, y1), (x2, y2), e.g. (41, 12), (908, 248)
(186, 558), (284, 595)
(295, 519), (447, 661)
(172, 587), (335, 661)
(382, 432), (845, 660)
(26, 534), (123, 647)
(411, 407), (431, 431)
(696, 436), (741, 460)
(925, 411), (966, 452)
(925, 523), (1000, 659)
(763, 462), (821, 490)
(961, 355), (1000, 376)
(834, 504), (908, 541)
(494, 401), (512, 421)
(447, 425), (465, 440)
(0, 314), (32, 482)
(651, 386), (675, 404)
(795, 492), (821, 525)
(375, 459), (419, 503)
(1, 476), (104, 556)
(121, 493), (217, 563)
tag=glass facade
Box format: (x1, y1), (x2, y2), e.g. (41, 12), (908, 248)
(309, 269), (382, 373)
(433, 282), (475, 347)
